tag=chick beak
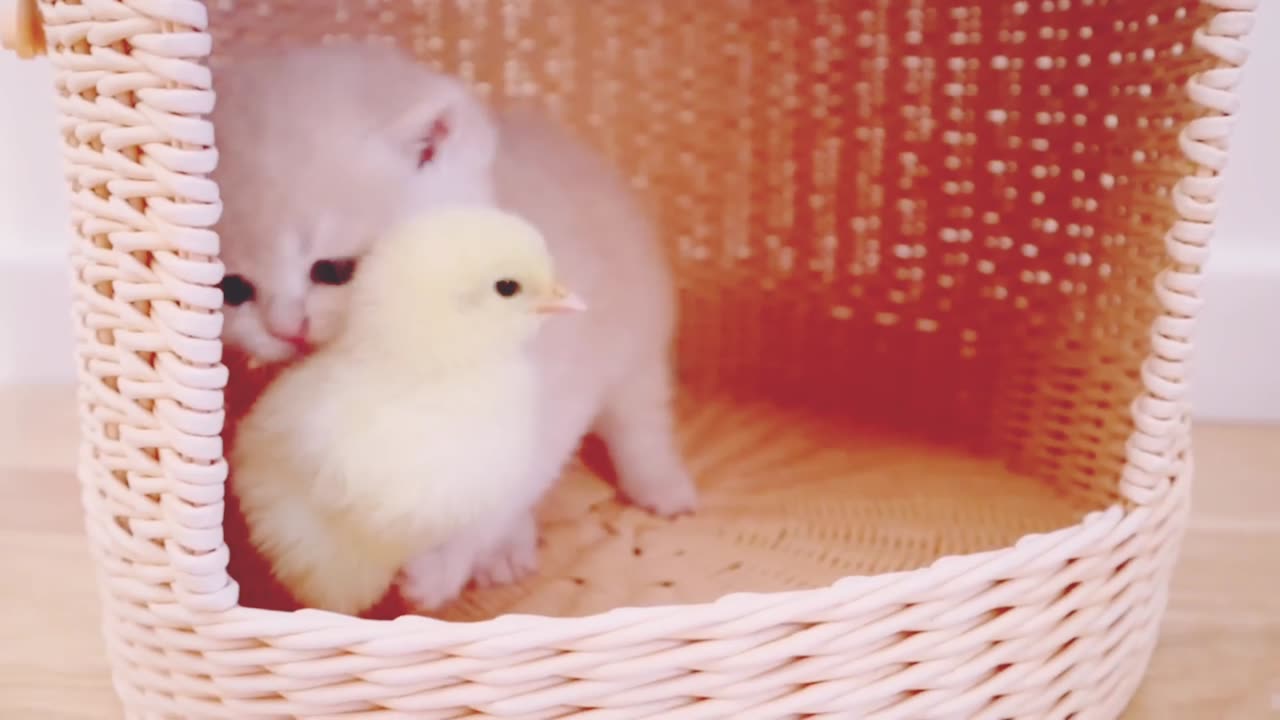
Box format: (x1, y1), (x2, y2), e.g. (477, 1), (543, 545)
(536, 283), (587, 315)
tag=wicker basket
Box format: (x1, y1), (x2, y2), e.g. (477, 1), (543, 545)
(16, 0), (1256, 716)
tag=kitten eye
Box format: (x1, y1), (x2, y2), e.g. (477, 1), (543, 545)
(494, 279), (522, 298)
(419, 141), (437, 166)
(310, 258), (358, 286)
(218, 274), (255, 306)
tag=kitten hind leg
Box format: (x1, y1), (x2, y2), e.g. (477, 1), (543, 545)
(595, 354), (698, 517)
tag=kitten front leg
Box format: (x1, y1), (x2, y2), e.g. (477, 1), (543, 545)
(595, 354), (699, 517)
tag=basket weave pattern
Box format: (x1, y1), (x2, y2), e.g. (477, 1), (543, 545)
(38, 0), (1255, 717)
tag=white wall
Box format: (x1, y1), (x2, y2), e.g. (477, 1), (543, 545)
(1188, 3), (1280, 422)
(0, 53), (73, 384)
(0, 10), (1276, 418)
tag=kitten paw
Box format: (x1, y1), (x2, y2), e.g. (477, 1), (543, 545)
(472, 515), (539, 588)
(621, 468), (699, 518)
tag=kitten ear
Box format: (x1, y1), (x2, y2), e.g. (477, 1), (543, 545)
(391, 83), (498, 175)
(414, 114), (451, 168)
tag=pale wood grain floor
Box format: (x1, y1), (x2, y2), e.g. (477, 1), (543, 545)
(1, 385), (1277, 719)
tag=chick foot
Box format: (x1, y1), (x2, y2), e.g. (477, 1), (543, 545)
(471, 511), (540, 588)
(398, 538), (476, 611)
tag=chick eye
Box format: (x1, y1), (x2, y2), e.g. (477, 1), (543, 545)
(310, 258), (358, 286)
(218, 274), (255, 306)
(494, 279), (522, 298)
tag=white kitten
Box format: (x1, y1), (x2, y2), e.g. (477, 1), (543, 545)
(212, 43), (698, 611)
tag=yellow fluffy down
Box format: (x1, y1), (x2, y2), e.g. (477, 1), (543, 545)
(231, 207), (569, 615)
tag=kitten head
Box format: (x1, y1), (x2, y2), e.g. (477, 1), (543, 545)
(210, 43), (499, 365)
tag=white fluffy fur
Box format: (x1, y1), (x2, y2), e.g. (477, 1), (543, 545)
(232, 208), (568, 615)
(213, 43), (698, 611)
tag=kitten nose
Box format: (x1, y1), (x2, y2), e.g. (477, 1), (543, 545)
(269, 317), (311, 350)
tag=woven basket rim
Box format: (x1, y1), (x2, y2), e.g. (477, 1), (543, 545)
(210, 503), (1133, 636)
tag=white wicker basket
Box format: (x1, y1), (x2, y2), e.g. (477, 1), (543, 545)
(8, 0), (1258, 717)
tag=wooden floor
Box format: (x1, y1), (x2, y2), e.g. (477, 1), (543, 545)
(1, 384), (1276, 719)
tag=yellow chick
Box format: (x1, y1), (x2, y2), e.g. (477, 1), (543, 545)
(229, 207), (585, 615)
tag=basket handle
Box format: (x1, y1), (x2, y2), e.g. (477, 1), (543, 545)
(40, 0), (241, 614)
(1120, 0), (1257, 506)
